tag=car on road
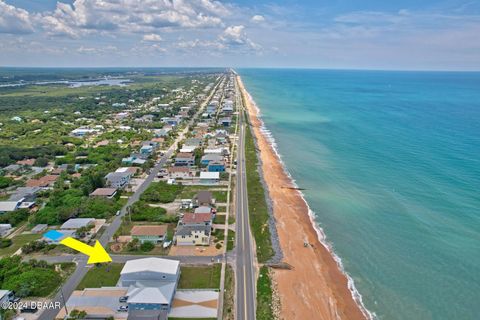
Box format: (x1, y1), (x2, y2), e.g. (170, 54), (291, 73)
(119, 296), (128, 303)
(116, 210), (120, 216)
(118, 305), (128, 312)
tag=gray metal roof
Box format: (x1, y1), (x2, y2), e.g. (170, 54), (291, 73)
(127, 281), (176, 305)
(60, 218), (94, 229)
(121, 257), (180, 276)
(176, 224), (211, 236)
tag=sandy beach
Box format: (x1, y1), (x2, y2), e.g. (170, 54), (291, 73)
(237, 75), (369, 320)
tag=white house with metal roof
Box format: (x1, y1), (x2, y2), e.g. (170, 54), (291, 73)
(120, 257), (180, 318)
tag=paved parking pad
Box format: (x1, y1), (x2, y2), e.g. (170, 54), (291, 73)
(169, 290), (219, 318)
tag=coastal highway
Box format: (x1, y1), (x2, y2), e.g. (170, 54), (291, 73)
(235, 80), (257, 320)
(37, 76), (224, 320)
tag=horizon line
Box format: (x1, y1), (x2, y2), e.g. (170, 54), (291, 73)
(1, 66), (480, 73)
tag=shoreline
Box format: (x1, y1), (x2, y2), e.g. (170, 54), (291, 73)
(237, 75), (372, 320)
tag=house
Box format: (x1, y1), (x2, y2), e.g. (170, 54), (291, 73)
(0, 224), (13, 237)
(175, 224), (212, 246)
(194, 206), (215, 215)
(199, 172), (220, 185)
(204, 148), (229, 156)
(26, 175), (58, 188)
(105, 171), (132, 189)
(194, 191), (213, 207)
(70, 128), (98, 137)
(61, 218), (95, 230)
(200, 154), (223, 166)
(131, 225), (168, 244)
(120, 257), (180, 316)
(208, 161), (225, 172)
(16, 158), (36, 166)
(161, 117), (179, 126)
(168, 166), (193, 179)
(222, 104), (234, 115)
(154, 128), (171, 137)
(219, 117), (232, 127)
(89, 187), (117, 198)
(184, 138), (202, 148)
(2, 164), (20, 173)
(31, 224), (48, 234)
(116, 167), (138, 176)
(0, 201), (21, 213)
(181, 212), (212, 226)
(8, 186), (41, 202)
(206, 104), (216, 114)
(174, 152), (195, 167)
(140, 145), (154, 156)
(180, 145), (196, 153)
(58, 287), (128, 319)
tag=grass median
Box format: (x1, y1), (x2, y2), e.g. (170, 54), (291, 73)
(244, 120), (274, 263)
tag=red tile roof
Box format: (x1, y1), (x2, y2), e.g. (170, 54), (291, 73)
(131, 225), (168, 236)
(182, 212), (212, 224)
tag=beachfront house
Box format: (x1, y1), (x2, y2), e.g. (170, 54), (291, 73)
(175, 224), (212, 246)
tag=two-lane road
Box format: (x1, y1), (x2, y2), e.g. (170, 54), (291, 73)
(235, 79), (257, 320)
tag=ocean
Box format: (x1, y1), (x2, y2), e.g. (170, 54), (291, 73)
(238, 69), (480, 320)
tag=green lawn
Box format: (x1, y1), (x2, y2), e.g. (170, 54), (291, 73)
(0, 233), (41, 256)
(256, 266), (274, 320)
(216, 205), (227, 213)
(76, 263), (124, 290)
(213, 214), (226, 224)
(226, 230), (235, 251)
(244, 119), (274, 263)
(178, 264), (221, 289)
(212, 191), (228, 203)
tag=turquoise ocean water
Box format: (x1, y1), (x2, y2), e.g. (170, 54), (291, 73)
(238, 69), (480, 320)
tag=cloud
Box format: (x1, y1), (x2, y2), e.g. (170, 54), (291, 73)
(143, 33), (163, 42)
(0, 0), (34, 34)
(37, 0), (229, 38)
(220, 25), (261, 50)
(251, 15), (265, 23)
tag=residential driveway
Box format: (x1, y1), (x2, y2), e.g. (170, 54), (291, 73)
(169, 290), (219, 319)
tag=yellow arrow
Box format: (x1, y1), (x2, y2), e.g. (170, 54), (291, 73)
(60, 237), (112, 264)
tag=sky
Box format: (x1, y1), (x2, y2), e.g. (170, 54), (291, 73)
(1, 0), (480, 70)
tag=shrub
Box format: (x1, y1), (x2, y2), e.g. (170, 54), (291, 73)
(0, 238), (12, 248)
(140, 241), (155, 252)
(140, 181), (183, 203)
